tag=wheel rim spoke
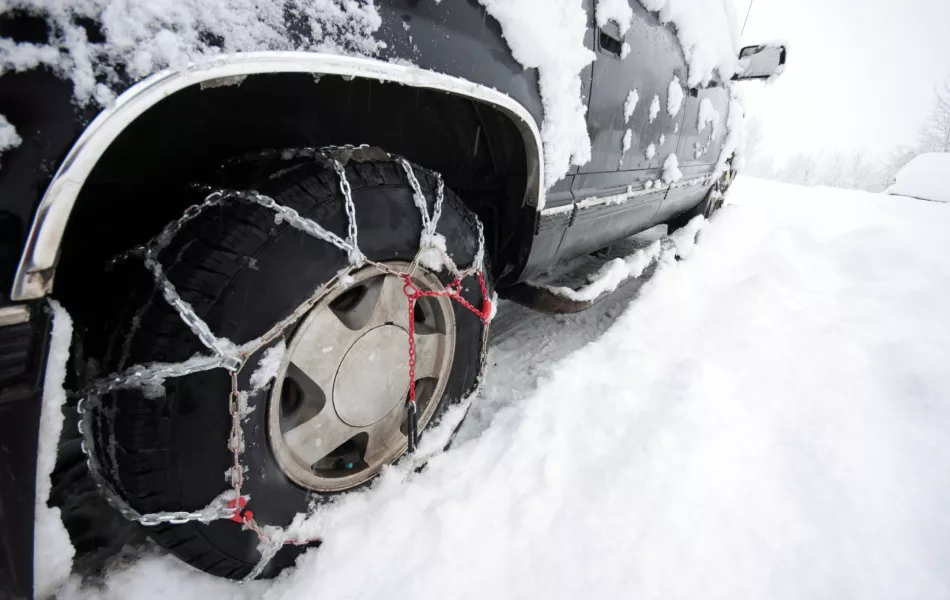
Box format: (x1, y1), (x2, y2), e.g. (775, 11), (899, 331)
(283, 406), (355, 466)
(268, 261), (458, 493)
(363, 406), (408, 463)
(367, 274), (411, 329)
(288, 305), (362, 392)
(413, 330), (444, 380)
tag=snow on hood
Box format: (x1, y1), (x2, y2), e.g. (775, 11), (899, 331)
(0, 0), (383, 108)
(887, 153), (950, 203)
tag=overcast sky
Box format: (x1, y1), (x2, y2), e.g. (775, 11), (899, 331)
(731, 0), (950, 161)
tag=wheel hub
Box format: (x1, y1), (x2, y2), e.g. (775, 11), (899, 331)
(333, 325), (410, 427)
(267, 261), (456, 493)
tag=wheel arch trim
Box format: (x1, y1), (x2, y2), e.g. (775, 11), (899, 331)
(11, 51), (545, 301)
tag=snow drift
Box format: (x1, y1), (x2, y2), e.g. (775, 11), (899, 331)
(59, 178), (950, 600)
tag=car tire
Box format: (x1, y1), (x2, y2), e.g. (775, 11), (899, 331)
(89, 149), (491, 579)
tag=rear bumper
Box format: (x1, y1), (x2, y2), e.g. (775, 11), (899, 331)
(0, 302), (52, 600)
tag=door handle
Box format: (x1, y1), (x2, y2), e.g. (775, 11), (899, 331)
(599, 28), (624, 58)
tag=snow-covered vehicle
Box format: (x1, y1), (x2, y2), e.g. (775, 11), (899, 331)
(0, 1), (784, 596)
(887, 153), (950, 203)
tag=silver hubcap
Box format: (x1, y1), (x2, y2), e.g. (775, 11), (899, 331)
(268, 262), (456, 492)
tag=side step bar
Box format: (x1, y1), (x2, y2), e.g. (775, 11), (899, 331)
(503, 216), (705, 314)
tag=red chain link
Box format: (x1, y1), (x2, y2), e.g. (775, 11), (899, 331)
(228, 496), (254, 523)
(402, 271), (491, 451)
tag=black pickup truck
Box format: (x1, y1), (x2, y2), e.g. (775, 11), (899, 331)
(0, 0), (784, 596)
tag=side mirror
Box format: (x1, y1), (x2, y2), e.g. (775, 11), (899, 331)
(733, 44), (787, 81)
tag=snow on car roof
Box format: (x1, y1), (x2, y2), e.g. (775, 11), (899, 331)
(887, 152), (950, 203)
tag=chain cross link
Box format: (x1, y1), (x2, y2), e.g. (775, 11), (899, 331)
(77, 147), (490, 583)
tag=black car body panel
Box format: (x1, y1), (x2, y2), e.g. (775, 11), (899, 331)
(0, 1), (760, 596)
(0, 302), (51, 600)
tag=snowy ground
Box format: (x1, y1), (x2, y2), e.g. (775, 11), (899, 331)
(59, 177), (950, 600)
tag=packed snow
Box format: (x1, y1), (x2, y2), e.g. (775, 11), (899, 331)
(624, 89), (640, 123)
(886, 152), (950, 203)
(249, 341), (286, 391)
(595, 0), (634, 35)
(417, 231), (449, 271)
(621, 128), (633, 157)
(659, 133), (666, 146)
(55, 177), (950, 600)
(667, 75), (683, 117)
(648, 94), (661, 122)
(536, 217), (702, 302)
(661, 153), (682, 183)
(638, 0), (741, 87)
(35, 300), (75, 599)
(0, 113), (22, 156)
(478, 0), (595, 186)
(645, 142), (657, 159)
(697, 97), (720, 135)
(715, 91), (745, 174)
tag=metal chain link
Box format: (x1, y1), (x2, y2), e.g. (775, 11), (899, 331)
(85, 354), (230, 396)
(77, 147), (489, 582)
(331, 158), (365, 265)
(107, 191), (229, 268)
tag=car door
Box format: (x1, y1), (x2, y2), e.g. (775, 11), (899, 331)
(651, 81), (731, 224)
(553, 0), (689, 262)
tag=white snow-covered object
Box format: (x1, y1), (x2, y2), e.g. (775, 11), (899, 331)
(478, 0), (595, 186)
(596, 0), (634, 35)
(540, 240), (663, 302)
(887, 153), (950, 203)
(34, 300), (75, 599)
(621, 129), (633, 155)
(667, 75), (683, 117)
(648, 94), (660, 122)
(662, 153), (682, 183)
(0, 114), (22, 156)
(624, 89), (639, 123)
(645, 143), (657, 160)
(250, 341), (287, 391)
(697, 97), (720, 136)
(637, 0), (741, 87)
(715, 91), (745, 174)
(0, 0), (384, 108)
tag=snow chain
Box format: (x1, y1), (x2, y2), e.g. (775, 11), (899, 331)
(75, 146), (492, 582)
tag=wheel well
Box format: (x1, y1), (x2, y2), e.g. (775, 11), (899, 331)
(54, 72), (535, 330)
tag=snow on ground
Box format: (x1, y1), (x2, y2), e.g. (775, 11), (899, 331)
(60, 177), (950, 599)
(35, 301), (76, 599)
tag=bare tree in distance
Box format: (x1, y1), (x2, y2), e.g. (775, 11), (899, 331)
(884, 75), (950, 183)
(918, 78), (950, 154)
(747, 74), (950, 192)
(742, 120), (887, 191)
